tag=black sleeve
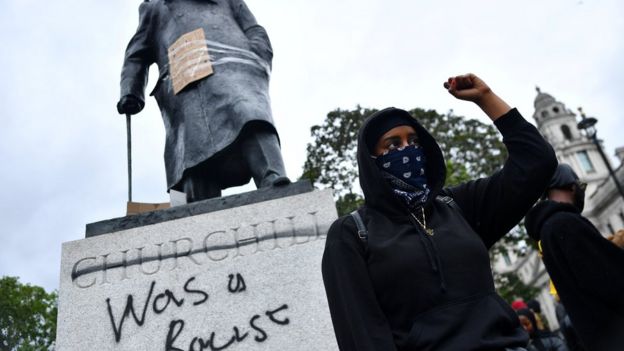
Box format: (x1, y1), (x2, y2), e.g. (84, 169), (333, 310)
(541, 213), (624, 316)
(322, 217), (398, 351)
(120, 2), (155, 104)
(540, 213), (624, 350)
(446, 108), (557, 248)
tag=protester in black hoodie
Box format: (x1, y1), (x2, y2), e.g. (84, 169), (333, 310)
(517, 308), (568, 351)
(525, 164), (624, 351)
(322, 73), (557, 350)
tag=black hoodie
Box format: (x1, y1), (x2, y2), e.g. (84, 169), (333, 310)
(525, 200), (624, 351)
(322, 107), (557, 350)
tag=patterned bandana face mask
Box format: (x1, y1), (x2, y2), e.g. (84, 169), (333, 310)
(374, 145), (430, 209)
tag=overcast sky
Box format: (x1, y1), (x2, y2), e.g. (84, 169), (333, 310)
(1, 0), (623, 292)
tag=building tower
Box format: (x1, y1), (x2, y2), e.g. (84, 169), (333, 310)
(532, 87), (624, 234)
(532, 88), (610, 208)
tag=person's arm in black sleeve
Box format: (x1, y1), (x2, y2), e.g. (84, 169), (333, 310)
(541, 213), (624, 308)
(322, 217), (397, 351)
(118, 2), (155, 115)
(540, 213), (624, 350)
(443, 73), (557, 248)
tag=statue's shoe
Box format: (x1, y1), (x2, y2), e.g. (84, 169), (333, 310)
(271, 176), (291, 187)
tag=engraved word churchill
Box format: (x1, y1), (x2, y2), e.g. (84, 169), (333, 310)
(71, 211), (324, 289)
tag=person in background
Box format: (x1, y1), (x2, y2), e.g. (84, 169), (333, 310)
(527, 299), (549, 332)
(525, 164), (624, 351)
(321, 73), (557, 350)
(517, 308), (568, 351)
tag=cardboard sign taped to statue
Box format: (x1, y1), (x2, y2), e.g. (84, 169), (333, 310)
(168, 28), (214, 95)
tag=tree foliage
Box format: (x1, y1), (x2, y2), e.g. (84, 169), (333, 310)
(301, 106), (374, 204)
(301, 106), (507, 216)
(0, 276), (57, 351)
(494, 272), (541, 304)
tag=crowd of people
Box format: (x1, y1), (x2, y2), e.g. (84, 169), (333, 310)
(321, 74), (624, 350)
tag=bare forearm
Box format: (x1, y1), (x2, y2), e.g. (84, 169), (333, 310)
(476, 91), (511, 122)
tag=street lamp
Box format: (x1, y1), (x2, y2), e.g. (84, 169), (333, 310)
(576, 107), (624, 201)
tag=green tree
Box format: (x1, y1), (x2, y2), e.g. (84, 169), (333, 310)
(0, 276), (57, 351)
(494, 272), (541, 304)
(301, 106), (375, 211)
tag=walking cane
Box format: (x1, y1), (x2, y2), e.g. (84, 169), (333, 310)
(123, 113), (170, 215)
(126, 114), (133, 203)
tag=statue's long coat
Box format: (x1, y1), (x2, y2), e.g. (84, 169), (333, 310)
(120, 0), (275, 190)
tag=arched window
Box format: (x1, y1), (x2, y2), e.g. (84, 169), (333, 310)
(541, 110), (549, 118)
(561, 125), (572, 140)
(577, 150), (595, 173)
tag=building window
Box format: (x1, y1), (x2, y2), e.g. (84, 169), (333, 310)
(541, 110), (549, 118)
(561, 125), (572, 140)
(502, 252), (512, 266)
(607, 222), (615, 234)
(553, 106), (560, 113)
(577, 150), (595, 173)
(619, 212), (624, 226)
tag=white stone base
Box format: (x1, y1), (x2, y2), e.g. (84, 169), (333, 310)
(57, 190), (339, 351)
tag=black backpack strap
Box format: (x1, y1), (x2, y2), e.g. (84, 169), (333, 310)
(436, 194), (464, 217)
(435, 195), (454, 205)
(350, 210), (368, 242)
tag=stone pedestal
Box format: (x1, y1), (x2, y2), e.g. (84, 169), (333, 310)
(56, 183), (339, 350)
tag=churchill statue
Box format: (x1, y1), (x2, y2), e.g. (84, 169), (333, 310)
(117, 0), (290, 203)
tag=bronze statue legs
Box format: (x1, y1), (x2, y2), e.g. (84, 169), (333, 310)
(240, 129), (290, 188)
(181, 129), (289, 203)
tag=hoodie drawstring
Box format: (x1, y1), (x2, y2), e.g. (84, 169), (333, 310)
(410, 212), (447, 292)
(426, 235), (447, 292)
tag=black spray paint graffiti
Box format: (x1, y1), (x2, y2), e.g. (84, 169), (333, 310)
(72, 212), (323, 288)
(227, 274), (246, 293)
(106, 273), (290, 349)
(165, 304), (290, 351)
(106, 277), (209, 342)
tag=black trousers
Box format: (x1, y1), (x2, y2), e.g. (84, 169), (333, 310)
(182, 129), (287, 202)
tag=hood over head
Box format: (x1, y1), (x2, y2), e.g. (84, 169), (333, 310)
(365, 113), (414, 152)
(547, 164), (579, 190)
(357, 107), (446, 216)
(545, 163), (585, 211)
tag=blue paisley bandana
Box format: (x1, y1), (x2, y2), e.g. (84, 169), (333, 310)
(374, 145), (430, 210)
